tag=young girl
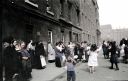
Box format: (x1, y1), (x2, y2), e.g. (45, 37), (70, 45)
(88, 44), (101, 73)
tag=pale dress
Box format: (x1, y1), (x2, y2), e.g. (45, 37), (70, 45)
(120, 44), (125, 56)
(88, 51), (98, 67)
(48, 44), (55, 60)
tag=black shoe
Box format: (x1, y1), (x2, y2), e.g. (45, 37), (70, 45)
(109, 67), (113, 69)
(85, 60), (88, 62)
(107, 57), (109, 59)
(115, 68), (119, 71)
(125, 61), (128, 64)
(42, 66), (46, 69)
(36, 66), (43, 69)
(82, 60), (86, 63)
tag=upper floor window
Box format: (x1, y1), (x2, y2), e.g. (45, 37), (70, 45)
(46, 0), (54, 16)
(76, 9), (80, 26)
(73, 33), (78, 42)
(46, 0), (50, 11)
(61, 30), (65, 42)
(25, 0), (38, 8)
(60, 0), (64, 17)
(48, 30), (53, 44)
(68, 2), (72, 21)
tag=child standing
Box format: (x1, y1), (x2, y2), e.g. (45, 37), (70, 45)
(88, 44), (101, 73)
(66, 56), (76, 81)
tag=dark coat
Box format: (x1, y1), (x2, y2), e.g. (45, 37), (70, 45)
(63, 46), (70, 58)
(35, 43), (46, 56)
(3, 45), (18, 80)
(102, 44), (109, 55)
(124, 45), (128, 59)
(4, 46), (16, 70)
(78, 47), (84, 59)
(34, 43), (46, 69)
(54, 47), (63, 67)
(20, 49), (32, 75)
(9, 46), (22, 74)
(110, 45), (119, 63)
(74, 46), (79, 55)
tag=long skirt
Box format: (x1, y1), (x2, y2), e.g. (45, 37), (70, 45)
(34, 55), (43, 69)
(110, 54), (119, 63)
(55, 55), (62, 67)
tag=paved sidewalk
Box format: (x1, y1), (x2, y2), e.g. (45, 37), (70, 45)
(54, 53), (128, 81)
(31, 63), (66, 81)
(31, 61), (82, 81)
(31, 50), (128, 81)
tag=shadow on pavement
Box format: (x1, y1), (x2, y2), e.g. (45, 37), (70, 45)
(80, 68), (90, 73)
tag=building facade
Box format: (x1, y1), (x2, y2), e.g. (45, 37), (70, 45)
(79, 0), (100, 44)
(100, 24), (128, 44)
(2, 0), (83, 46)
(1, 0), (100, 54)
(112, 29), (128, 44)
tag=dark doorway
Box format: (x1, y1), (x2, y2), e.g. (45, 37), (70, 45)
(69, 31), (72, 42)
(25, 24), (33, 43)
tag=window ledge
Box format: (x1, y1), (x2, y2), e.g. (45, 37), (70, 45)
(46, 10), (55, 16)
(25, 0), (38, 8)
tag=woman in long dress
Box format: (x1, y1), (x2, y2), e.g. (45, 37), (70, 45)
(109, 41), (119, 70)
(55, 41), (65, 67)
(48, 42), (55, 63)
(35, 41), (46, 69)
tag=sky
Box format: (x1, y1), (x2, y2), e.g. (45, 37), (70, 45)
(98, 0), (128, 29)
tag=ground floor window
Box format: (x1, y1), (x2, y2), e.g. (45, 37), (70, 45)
(61, 30), (64, 42)
(48, 30), (53, 43)
(73, 33), (78, 42)
(69, 31), (72, 42)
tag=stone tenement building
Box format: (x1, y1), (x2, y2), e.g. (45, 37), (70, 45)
(100, 24), (128, 44)
(80, 0), (100, 44)
(1, 0), (100, 47)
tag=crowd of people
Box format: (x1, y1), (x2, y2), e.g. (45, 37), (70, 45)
(1, 36), (93, 81)
(1, 36), (128, 81)
(53, 41), (92, 68)
(102, 38), (128, 71)
(53, 41), (93, 81)
(54, 38), (128, 81)
(1, 36), (46, 81)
